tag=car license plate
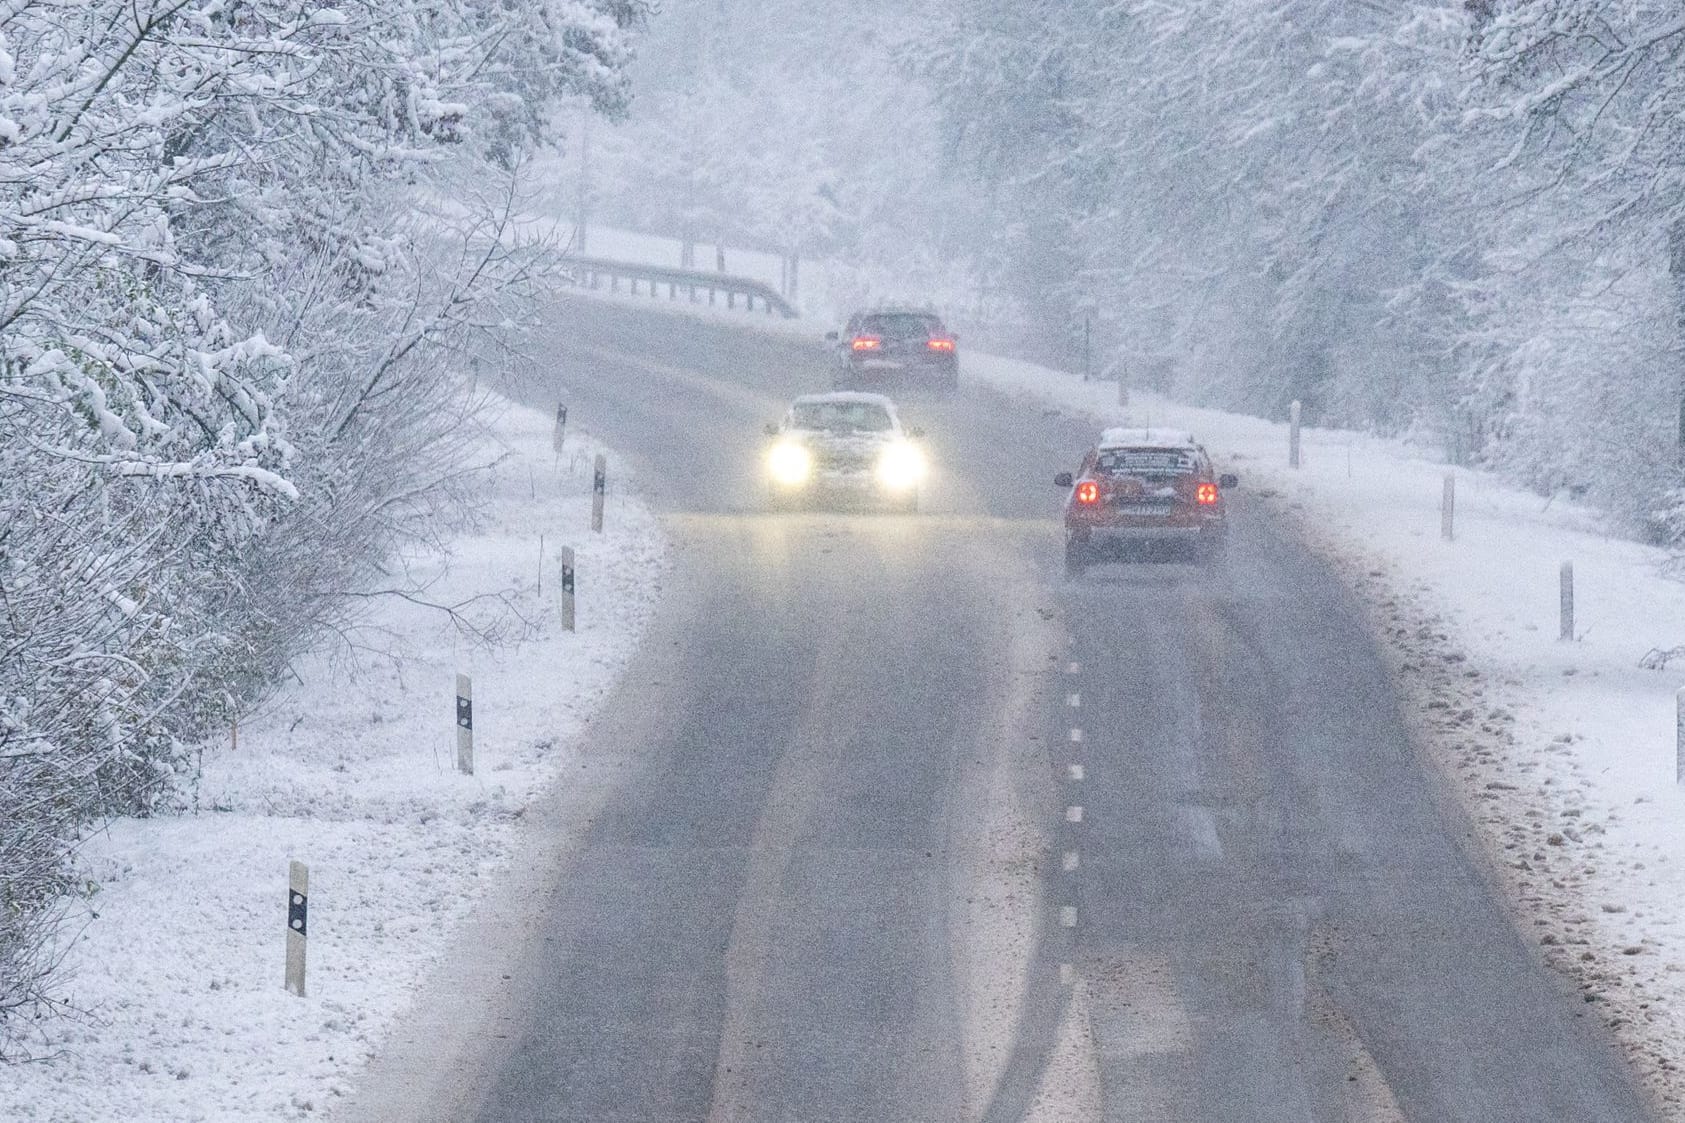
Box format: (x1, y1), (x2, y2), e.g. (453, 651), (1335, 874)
(1114, 502), (1171, 516)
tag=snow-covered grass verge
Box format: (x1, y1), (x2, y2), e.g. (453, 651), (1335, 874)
(964, 353), (1685, 1115)
(0, 401), (666, 1122)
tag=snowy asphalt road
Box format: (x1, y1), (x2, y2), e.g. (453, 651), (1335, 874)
(357, 297), (1653, 1122)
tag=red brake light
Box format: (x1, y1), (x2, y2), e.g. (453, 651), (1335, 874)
(927, 338), (955, 352)
(1196, 482), (1218, 506)
(851, 336), (881, 351)
(1075, 480), (1100, 505)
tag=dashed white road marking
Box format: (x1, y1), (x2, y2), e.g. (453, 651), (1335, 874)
(1068, 728), (1084, 744)
(1066, 805), (1084, 823)
(1059, 962), (1075, 986)
(1060, 906), (1078, 928)
(1068, 763), (1085, 782)
(1067, 661), (1081, 675)
(1063, 850), (1080, 872)
(1066, 692), (1082, 708)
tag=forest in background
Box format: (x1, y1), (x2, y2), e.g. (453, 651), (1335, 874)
(585, 1), (1685, 543)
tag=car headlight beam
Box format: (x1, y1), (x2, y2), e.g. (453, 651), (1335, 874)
(876, 441), (926, 491)
(768, 441), (812, 486)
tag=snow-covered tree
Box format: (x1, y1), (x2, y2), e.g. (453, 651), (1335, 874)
(0, 0), (645, 1041)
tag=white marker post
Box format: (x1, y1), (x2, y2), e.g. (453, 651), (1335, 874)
(455, 673), (474, 776)
(560, 546), (576, 632)
(1117, 375), (1129, 409)
(1677, 687), (1685, 785)
(1288, 400), (1302, 469)
(285, 861), (308, 997)
(1559, 561), (1574, 642)
(1440, 473), (1455, 542)
(591, 454), (607, 533)
(552, 404), (568, 455)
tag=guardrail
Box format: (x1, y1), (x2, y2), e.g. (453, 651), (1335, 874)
(564, 255), (799, 319)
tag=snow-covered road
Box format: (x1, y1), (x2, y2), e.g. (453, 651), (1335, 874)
(965, 353), (1685, 1116)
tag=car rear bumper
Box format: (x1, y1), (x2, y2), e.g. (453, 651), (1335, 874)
(1069, 521), (1224, 550)
(844, 356), (957, 380)
(1083, 524), (1205, 540)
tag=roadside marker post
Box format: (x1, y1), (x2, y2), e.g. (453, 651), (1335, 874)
(553, 404), (568, 454)
(1288, 400), (1302, 469)
(455, 673), (474, 775)
(1441, 473), (1455, 542)
(1559, 561), (1574, 642)
(591, 454), (607, 533)
(285, 861), (308, 997)
(1676, 687), (1685, 785)
(560, 546), (576, 632)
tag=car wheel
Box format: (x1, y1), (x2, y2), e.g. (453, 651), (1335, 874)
(1194, 533), (1226, 566)
(1065, 538), (1089, 578)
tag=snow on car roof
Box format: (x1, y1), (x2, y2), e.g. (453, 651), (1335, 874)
(1097, 427), (1198, 450)
(793, 391), (898, 409)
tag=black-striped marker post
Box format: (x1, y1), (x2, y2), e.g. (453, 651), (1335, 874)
(553, 404), (567, 454)
(285, 861), (308, 997)
(560, 546), (576, 632)
(455, 673), (474, 775)
(591, 454), (607, 533)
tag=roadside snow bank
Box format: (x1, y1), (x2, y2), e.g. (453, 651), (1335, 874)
(966, 353), (1685, 1115)
(0, 401), (666, 1122)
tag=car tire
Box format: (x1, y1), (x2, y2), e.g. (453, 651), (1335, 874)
(1065, 537), (1089, 578)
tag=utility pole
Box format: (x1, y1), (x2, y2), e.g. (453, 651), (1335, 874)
(1671, 219), (1685, 466)
(1084, 313), (1092, 382)
(575, 103), (591, 255)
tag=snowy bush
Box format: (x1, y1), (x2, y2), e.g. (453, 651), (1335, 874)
(0, 0), (645, 1043)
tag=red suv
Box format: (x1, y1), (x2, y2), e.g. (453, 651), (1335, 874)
(1055, 428), (1237, 573)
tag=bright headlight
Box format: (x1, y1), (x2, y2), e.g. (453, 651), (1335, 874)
(768, 441), (812, 486)
(876, 441), (926, 490)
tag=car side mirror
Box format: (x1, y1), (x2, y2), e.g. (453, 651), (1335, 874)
(1054, 471), (1073, 488)
(908, 426), (925, 439)
(764, 423), (780, 437)
(1219, 473), (1239, 489)
(824, 331), (838, 341)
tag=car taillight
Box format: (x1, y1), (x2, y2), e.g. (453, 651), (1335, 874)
(1075, 480), (1100, 505)
(851, 336), (882, 351)
(927, 338), (955, 352)
(1196, 482), (1218, 506)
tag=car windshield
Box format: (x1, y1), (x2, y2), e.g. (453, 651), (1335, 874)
(1097, 448), (1196, 477)
(791, 401), (894, 432)
(860, 313), (942, 340)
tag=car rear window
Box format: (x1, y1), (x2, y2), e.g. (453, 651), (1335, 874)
(1097, 448), (1196, 476)
(792, 401), (894, 432)
(860, 313), (943, 340)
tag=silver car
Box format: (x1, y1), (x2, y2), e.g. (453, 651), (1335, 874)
(762, 392), (927, 513)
